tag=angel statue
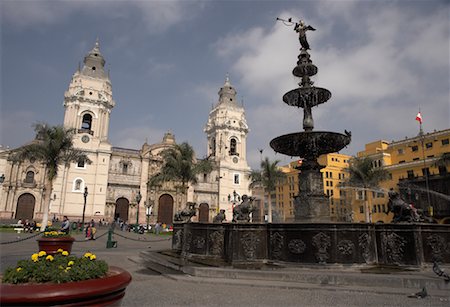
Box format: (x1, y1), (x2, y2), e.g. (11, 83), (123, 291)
(294, 20), (316, 50)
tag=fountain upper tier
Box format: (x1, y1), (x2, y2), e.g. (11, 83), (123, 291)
(283, 87), (331, 108)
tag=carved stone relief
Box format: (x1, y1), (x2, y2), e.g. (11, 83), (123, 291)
(337, 240), (355, 256)
(358, 233), (372, 263)
(209, 230), (224, 256)
(427, 234), (449, 262)
(183, 231), (192, 252)
(381, 232), (406, 264)
(193, 236), (205, 249)
(241, 232), (260, 260)
(288, 239), (306, 254)
(270, 232), (284, 260)
(312, 232), (331, 264)
(173, 229), (183, 250)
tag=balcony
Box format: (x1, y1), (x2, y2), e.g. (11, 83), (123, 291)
(77, 129), (94, 136)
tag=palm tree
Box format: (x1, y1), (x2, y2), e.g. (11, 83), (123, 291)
(249, 157), (287, 223)
(148, 142), (213, 194)
(343, 156), (389, 222)
(433, 152), (450, 172)
(12, 123), (90, 231)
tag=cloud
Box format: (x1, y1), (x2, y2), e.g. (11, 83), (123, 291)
(112, 125), (167, 150)
(2, 0), (207, 34)
(213, 3), (449, 168)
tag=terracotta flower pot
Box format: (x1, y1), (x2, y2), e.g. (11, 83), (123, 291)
(37, 236), (75, 254)
(1, 266), (132, 306)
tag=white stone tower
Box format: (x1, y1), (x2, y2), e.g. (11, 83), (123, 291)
(52, 39), (115, 220)
(204, 76), (251, 220)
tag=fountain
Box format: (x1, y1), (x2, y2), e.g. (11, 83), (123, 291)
(169, 19), (449, 267)
(270, 19), (351, 222)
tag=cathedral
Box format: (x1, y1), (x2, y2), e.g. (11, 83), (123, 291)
(0, 41), (251, 225)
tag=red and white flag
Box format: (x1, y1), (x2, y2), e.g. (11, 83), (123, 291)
(415, 112), (422, 124)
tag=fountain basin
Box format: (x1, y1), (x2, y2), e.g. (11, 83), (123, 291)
(270, 131), (351, 158)
(173, 222), (450, 266)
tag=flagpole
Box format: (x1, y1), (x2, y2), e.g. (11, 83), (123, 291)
(416, 110), (432, 217)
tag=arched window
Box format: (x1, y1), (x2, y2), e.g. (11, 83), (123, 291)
(73, 178), (84, 192)
(229, 138), (237, 156)
(25, 171), (34, 183)
(81, 114), (92, 130)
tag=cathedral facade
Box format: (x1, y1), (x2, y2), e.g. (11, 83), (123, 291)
(0, 41), (251, 225)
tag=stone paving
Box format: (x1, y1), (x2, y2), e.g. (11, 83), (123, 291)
(1, 228), (449, 306)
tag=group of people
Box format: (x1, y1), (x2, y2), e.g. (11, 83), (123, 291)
(16, 219), (37, 233)
(59, 216), (97, 239)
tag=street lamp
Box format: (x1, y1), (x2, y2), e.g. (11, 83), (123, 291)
(134, 191), (142, 233)
(81, 186), (88, 232)
(146, 201), (153, 233)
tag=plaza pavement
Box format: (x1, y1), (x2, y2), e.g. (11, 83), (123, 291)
(1, 228), (449, 307)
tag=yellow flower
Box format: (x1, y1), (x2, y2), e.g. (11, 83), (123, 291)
(64, 267), (71, 272)
(68, 260), (75, 266)
(84, 252), (92, 258)
(31, 253), (39, 262)
(46, 255), (54, 261)
(89, 254), (96, 260)
(38, 251), (47, 257)
(57, 248), (63, 253)
(62, 251), (69, 256)
(16, 267), (22, 272)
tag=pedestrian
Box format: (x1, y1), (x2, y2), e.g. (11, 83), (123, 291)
(85, 224), (91, 240)
(155, 221), (161, 235)
(60, 216), (70, 234)
(90, 221), (96, 240)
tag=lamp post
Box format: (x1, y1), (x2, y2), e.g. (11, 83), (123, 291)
(134, 191), (142, 233)
(146, 201), (153, 233)
(81, 186), (88, 232)
(419, 134), (433, 216)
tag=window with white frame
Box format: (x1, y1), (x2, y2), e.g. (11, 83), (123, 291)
(234, 173), (240, 185)
(76, 159), (86, 169)
(73, 178), (85, 192)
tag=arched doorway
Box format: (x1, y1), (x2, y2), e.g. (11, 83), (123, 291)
(114, 198), (129, 222)
(198, 203), (209, 222)
(157, 194), (174, 226)
(15, 193), (35, 220)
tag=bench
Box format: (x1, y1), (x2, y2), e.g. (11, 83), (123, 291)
(14, 227), (24, 233)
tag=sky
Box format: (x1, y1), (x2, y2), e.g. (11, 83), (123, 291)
(1, 0), (449, 170)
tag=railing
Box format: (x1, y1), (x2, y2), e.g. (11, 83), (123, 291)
(77, 129), (94, 135)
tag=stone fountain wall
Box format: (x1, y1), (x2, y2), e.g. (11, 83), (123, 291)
(173, 223), (450, 266)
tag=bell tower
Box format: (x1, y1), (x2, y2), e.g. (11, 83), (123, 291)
(52, 39), (114, 220)
(63, 39), (115, 144)
(204, 76), (251, 220)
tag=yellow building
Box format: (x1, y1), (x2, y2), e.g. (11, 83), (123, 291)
(318, 153), (351, 222)
(356, 128), (450, 224)
(274, 153), (351, 222)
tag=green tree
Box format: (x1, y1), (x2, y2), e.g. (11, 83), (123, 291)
(343, 156), (389, 222)
(12, 123), (90, 231)
(148, 142), (213, 194)
(249, 157), (287, 223)
(433, 152), (450, 171)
